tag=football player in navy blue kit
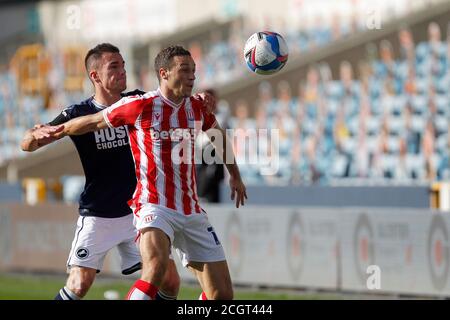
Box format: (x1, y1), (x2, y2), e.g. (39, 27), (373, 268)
(21, 43), (214, 300)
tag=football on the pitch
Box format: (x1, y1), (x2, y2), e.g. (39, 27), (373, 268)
(244, 31), (289, 75)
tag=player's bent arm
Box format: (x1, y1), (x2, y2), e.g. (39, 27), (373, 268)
(56, 112), (108, 138)
(194, 92), (215, 114)
(21, 124), (62, 152)
(205, 123), (248, 207)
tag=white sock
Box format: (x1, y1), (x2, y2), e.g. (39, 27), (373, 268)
(127, 287), (151, 300)
(198, 291), (208, 300)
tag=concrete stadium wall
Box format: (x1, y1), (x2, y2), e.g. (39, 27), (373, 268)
(0, 183), (22, 202)
(338, 207), (450, 296)
(0, 203), (121, 275)
(1, 203), (449, 297)
(219, 185), (431, 208)
(183, 205), (450, 297)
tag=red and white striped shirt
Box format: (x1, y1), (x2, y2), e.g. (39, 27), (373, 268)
(102, 89), (217, 216)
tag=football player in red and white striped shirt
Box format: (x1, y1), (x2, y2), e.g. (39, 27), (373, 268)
(48, 45), (247, 300)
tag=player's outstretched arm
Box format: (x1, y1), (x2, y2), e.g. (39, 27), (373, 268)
(51, 112), (108, 139)
(21, 124), (64, 152)
(21, 126), (42, 152)
(205, 123), (248, 208)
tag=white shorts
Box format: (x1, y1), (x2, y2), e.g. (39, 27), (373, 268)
(67, 214), (141, 274)
(135, 204), (226, 267)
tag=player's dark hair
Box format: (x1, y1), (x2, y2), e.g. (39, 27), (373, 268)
(154, 45), (191, 82)
(84, 43), (120, 72)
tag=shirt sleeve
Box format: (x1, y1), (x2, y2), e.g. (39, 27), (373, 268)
(47, 106), (76, 125)
(102, 95), (147, 128)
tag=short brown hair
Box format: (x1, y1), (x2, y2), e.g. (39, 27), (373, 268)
(154, 45), (191, 82)
(84, 43), (120, 72)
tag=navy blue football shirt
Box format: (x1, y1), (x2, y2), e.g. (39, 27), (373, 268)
(48, 90), (144, 218)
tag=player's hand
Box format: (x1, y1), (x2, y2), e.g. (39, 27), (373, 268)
(32, 125), (65, 144)
(229, 175), (247, 208)
(195, 92), (216, 114)
(33, 124), (46, 130)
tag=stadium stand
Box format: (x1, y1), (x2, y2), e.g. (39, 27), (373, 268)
(0, 0), (449, 197)
(227, 26), (449, 185)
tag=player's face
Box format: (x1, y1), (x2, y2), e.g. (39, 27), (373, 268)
(167, 55), (196, 98)
(97, 52), (127, 93)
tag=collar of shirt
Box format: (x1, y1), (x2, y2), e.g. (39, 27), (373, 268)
(157, 87), (186, 109)
(91, 97), (109, 110)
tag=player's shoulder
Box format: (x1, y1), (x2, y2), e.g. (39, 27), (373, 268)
(119, 89), (158, 104)
(61, 97), (96, 117)
(122, 89), (146, 97)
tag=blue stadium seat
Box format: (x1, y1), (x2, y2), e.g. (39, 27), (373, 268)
(330, 152), (350, 178)
(405, 154), (426, 180)
(411, 115), (426, 133)
(434, 117), (448, 135)
(411, 95), (427, 115)
(436, 133), (449, 154)
(388, 116), (405, 136)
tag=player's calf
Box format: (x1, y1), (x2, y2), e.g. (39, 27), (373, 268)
(156, 259), (180, 299)
(63, 266), (96, 299)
